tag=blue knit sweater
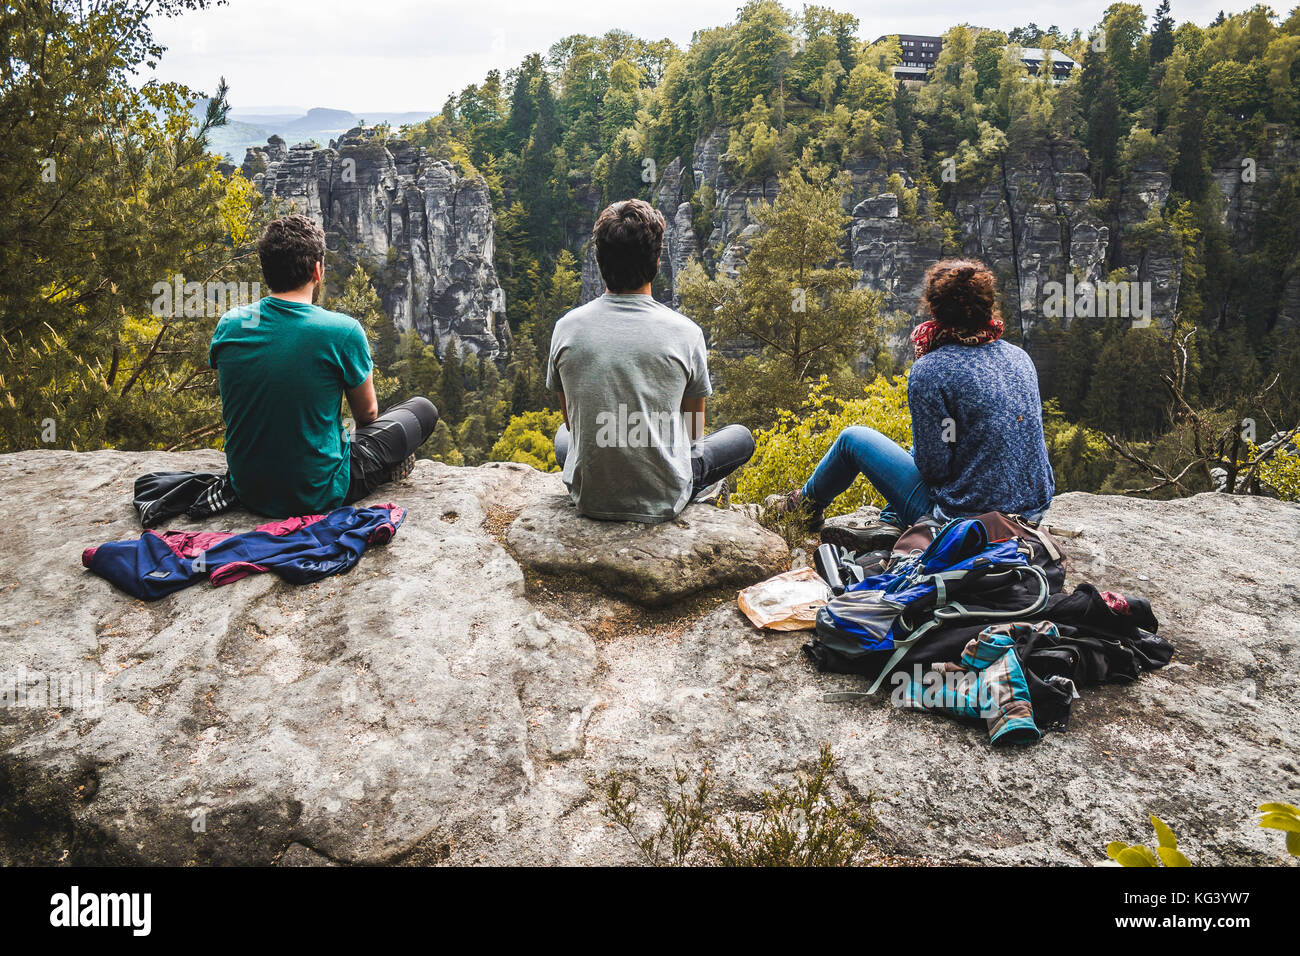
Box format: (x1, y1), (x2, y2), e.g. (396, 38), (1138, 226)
(908, 339), (1055, 518)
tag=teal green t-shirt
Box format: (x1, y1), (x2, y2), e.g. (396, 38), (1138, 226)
(209, 297), (373, 518)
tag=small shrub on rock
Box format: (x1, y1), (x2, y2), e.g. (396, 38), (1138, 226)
(735, 376), (912, 519)
(1105, 814), (1192, 867)
(600, 743), (877, 867)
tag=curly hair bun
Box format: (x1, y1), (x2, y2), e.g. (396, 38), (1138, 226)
(922, 259), (1001, 331)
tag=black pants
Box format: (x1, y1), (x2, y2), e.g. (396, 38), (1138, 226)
(345, 396), (439, 503)
(553, 422), (755, 499)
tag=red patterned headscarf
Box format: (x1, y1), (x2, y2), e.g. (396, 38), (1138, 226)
(911, 316), (1005, 358)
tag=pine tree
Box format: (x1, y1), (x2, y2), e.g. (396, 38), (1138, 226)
(507, 323), (544, 414)
(332, 265), (398, 371)
(426, 419), (464, 466)
(439, 338), (466, 425)
(521, 75), (567, 256)
(1150, 0), (1176, 66)
(505, 54), (543, 154)
(677, 165), (882, 428)
(390, 332), (442, 405)
(456, 413), (490, 463)
(1085, 68), (1122, 196)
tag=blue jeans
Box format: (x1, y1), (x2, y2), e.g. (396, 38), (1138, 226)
(801, 426), (935, 528)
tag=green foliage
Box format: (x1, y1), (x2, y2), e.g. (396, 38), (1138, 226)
(1257, 802), (1300, 857)
(600, 743), (876, 867)
(705, 1), (796, 123)
(706, 742), (876, 867)
(1107, 802), (1300, 865)
(327, 266), (400, 406)
(727, 94), (790, 179)
(400, 114), (480, 177)
(455, 411), (490, 463)
(439, 339), (466, 425)
(1082, 328), (1174, 439)
(489, 409), (565, 472)
(1106, 814), (1193, 867)
(735, 376), (911, 517)
(1043, 400), (1115, 492)
(690, 184), (716, 244)
(426, 419), (464, 466)
(679, 165), (882, 429)
(884, 172), (918, 219)
(389, 332), (442, 405)
(1257, 445), (1300, 501)
(0, 0), (260, 453)
(602, 763), (713, 867)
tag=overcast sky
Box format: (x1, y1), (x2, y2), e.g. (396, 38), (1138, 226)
(145, 0), (1270, 114)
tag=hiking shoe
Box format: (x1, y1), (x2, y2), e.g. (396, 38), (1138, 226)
(692, 479), (730, 506)
(762, 489), (824, 531)
(388, 453), (417, 483)
(819, 520), (904, 554)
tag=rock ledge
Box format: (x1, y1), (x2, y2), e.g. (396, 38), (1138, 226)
(0, 451), (1297, 866)
(503, 494), (789, 606)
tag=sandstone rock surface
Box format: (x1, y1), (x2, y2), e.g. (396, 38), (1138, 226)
(1, 451), (1296, 866)
(504, 492), (789, 607)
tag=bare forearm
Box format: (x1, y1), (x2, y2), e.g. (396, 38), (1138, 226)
(681, 397), (706, 440)
(346, 376), (379, 425)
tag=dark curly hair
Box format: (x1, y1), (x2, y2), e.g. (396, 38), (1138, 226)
(921, 259), (1001, 331)
(257, 214), (326, 293)
(593, 199), (664, 293)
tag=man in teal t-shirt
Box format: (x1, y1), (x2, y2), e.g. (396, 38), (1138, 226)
(210, 215), (439, 518)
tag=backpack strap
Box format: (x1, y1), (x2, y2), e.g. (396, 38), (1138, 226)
(856, 564), (1051, 696)
(1025, 523), (1063, 563)
(863, 616), (944, 694)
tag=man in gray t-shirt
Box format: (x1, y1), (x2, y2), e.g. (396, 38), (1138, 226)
(545, 199), (754, 523)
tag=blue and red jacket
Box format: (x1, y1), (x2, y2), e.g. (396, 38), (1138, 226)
(83, 504), (405, 601)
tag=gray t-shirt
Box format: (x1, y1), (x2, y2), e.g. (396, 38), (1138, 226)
(545, 293), (712, 522)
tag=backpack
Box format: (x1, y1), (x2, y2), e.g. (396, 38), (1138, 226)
(803, 515), (1061, 694)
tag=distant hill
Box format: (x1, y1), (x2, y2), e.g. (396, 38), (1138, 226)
(227, 112), (303, 126)
(280, 107), (357, 131)
(196, 103), (438, 163)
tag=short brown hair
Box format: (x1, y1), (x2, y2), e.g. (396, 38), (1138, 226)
(922, 259), (1001, 331)
(257, 214), (326, 292)
(593, 199), (664, 293)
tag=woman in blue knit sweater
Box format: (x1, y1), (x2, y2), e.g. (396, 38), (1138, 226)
(766, 259), (1055, 550)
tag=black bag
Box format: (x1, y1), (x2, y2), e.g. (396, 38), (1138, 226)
(133, 471), (236, 527)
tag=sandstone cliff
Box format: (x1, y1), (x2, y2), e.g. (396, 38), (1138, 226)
(240, 124), (1299, 366)
(587, 127), (1300, 353)
(242, 131), (509, 359)
(1, 450), (1296, 866)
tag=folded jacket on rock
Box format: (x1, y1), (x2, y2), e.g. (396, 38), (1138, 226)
(83, 504), (404, 600)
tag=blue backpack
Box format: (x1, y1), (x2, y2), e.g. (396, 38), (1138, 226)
(807, 517), (1052, 694)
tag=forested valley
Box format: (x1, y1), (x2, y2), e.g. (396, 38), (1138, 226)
(3, 0), (1298, 505)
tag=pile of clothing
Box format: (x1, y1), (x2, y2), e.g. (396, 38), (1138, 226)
(83, 470), (403, 600)
(803, 512), (1173, 745)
